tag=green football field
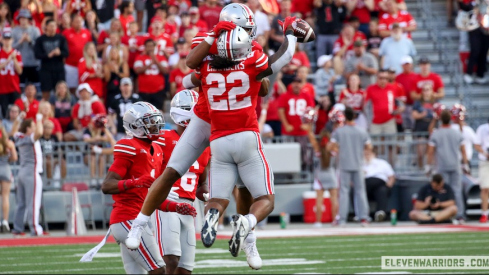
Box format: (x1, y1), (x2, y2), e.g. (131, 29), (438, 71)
(1, 232), (489, 274)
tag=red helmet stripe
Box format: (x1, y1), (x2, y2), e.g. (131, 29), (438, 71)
(242, 5), (254, 25)
(226, 30), (233, 59)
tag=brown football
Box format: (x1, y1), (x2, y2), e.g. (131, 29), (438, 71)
(292, 19), (316, 43)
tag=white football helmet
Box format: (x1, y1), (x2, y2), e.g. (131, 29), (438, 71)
(219, 3), (257, 39)
(217, 26), (252, 61)
(123, 102), (165, 140)
(170, 89), (199, 127)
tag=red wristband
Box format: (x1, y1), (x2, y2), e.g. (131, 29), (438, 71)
(118, 180), (126, 192)
(160, 200), (178, 212)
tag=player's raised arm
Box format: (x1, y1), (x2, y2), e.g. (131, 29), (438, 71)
(182, 72), (202, 89)
(256, 17), (298, 81)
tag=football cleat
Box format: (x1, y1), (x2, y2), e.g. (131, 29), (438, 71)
(125, 222), (145, 250)
(229, 214), (250, 257)
(243, 240), (262, 270)
(201, 208), (219, 248)
(480, 215), (488, 223)
(1, 220), (10, 233)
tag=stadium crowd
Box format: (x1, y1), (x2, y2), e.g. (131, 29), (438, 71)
(1, 0), (489, 235)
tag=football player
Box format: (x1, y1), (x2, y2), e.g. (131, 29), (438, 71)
(150, 90), (210, 274)
(101, 102), (197, 274)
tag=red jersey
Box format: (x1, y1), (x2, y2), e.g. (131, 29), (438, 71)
(315, 108), (328, 135)
(199, 5), (222, 30)
(339, 88), (365, 111)
(97, 30), (111, 45)
(374, 0), (404, 16)
(333, 31), (367, 56)
(156, 130), (210, 201)
(190, 20), (209, 33)
(170, 67), (192, 92)
(291, 0), (314, 17)
(0, 48), (22, 94)
(148, 18), (178, 38)
(134, 54), (169, 93)
(69, 0), (89, 17)
(62, 28), (93, 66)
(365, 83), (402, 124)
(72, 100), (106, 127)
(287, 82), (316, 100)
(78, 58), (104, 98)
(150, 33), (175, 56)
(350, 0), (371, 23)
(277, 91), (315, 136)
(122, 34), (146, 68)
(14, 98), (39, 119)
(190, 32), (263, 124)
(119, 14), (135, 35)
(391, 81), (406, 124)
(197, 50), (269, 141)
(414, 72), (444, 94)
(378, 10), (416, 38)
(108, 138), (164, 224)
(48, 117), (62, 134)
(285, 51), (310, 74)
(395, 71), (418, 105)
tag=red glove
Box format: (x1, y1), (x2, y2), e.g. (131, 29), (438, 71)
(211, 21), (236, 37)
(118, 175), (154, 192)
(160, 200), (197, 217)
(277, 16), (297, 34)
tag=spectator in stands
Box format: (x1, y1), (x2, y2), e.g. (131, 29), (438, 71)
(38, 101), (62, 141)
(64, 83), (106, 142)
(170, 52), (191, 98)
(40, 119), (66, 181)
(199, 0), (222, 31)
(315, 55), (337, 98)
(293, 66), (315, 99)
(266, 72), (287, 137)
(134, 0), (145, 31)
(427, 110), (469, 223)
(281, 45), (311, 86)
(332, 24), (367, 75)
(376, 0), (407, 16)
(168, 37), (187, 68)
(344, 40), (378, 88)
(412, 57), (445, 101)
(108, 78), (139, 141)
(278, 77), (315, 167)
(188, 7), (208, 33)
(134, 38), (169, 111)
(62, 14), (93, 94)
(49, 81), (75, 133)
(65, 0), (92, 17)
(328, 106), (371, 225)
(34, 19), (68, 100)
(0, 124), (17, 233)
(270, 0), (292, 51)
(97, 18), (123, 54)
(14, 84), (39, 120)
(450, 104), (477, 172)
(339, 74), (367, 130)
(79, 42), (104, 99)
(314, 0), (346, 57)
(346, 1), (374, 35)
(12, 9), (40, 91)
(363, 147), (395, 222)
(2, 105), (22, 137)
(366, 19), (382, 58)
(395, 56), (417, 130)
(248, 0), (270, 39)
(83, 114), (116, 186)
(103, 47), (129, 105)
(462, 6), (489, 85)
(118, 0), (135, 35)
(387, 68), (406, 132)
(379, 23), (416, 74)
(102, 31), (129, 65)
(122, 21), (144, 71)
(149, 19), (175, 57)
(0, 31), (22, 118)
(409, 174), (457, 224)
(474, 119), (489, 223)
(85, 10), (101, 42)
(378, 0), (416, 38)
(59, 12), (71, 33)
(0, 3), (11, 38)
(412, 83), (435, 168)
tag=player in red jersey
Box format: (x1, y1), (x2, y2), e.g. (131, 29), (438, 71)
(150, 90), (210, 274)
(100, 102), (196, 274)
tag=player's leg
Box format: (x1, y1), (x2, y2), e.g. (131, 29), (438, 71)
(337, 170), (352, 224)
(111, 221), (166, 274)
(12, 173), (26, 234)
(25, 172), (43, 236)
(449, 170), (465, 219)
(175, 214), (196, 274)
(202, 136), (239, 248)
(352, 170), (369, 222)
(313, 179), (324, 226)
(151, 210), (181, 274)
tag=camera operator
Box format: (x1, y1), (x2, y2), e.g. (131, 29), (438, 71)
(409, 174), (458, 224)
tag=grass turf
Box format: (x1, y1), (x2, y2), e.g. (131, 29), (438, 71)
(1, 232), (488, 274)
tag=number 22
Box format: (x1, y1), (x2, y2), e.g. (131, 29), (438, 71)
(206, 71), (251, 111)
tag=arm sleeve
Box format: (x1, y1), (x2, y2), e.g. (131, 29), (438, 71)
(60, 37), (69, 58)
(34, 37), (48, 59)
(108, 157), (133, 178)
(445, 185), (455, 201)
(417, 185), (427, 201)
(330, 130), (339, 143)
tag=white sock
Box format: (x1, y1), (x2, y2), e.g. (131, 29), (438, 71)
(245, 229), (256, 243)
(483, 211), (489, 217)
(245, 214), (257, 230)
(135, 213), (150, 225)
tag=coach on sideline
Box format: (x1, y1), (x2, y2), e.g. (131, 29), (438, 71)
(328, 107), (372, 225)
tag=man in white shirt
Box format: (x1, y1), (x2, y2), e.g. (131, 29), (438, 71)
(450, 104), (477, 162)
(363, 148), (395, 222)
(474, 119), (489, 223)
(248, 0), (271, 39)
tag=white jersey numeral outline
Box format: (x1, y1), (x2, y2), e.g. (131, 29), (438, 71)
(206, 71), (251, 111)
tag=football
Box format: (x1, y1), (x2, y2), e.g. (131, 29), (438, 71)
(291, 19), (316, 43)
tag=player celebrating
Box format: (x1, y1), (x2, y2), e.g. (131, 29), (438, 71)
(101, 102), (196, 274)
(151, 90), (210, 274)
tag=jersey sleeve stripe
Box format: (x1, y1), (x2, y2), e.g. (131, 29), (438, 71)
(153, 141), (165, 146)
(256, 57), (269, 68)
(255, 53), (266, 64)
(114, 149), (137, 155)
(114, 144), (136, 150)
